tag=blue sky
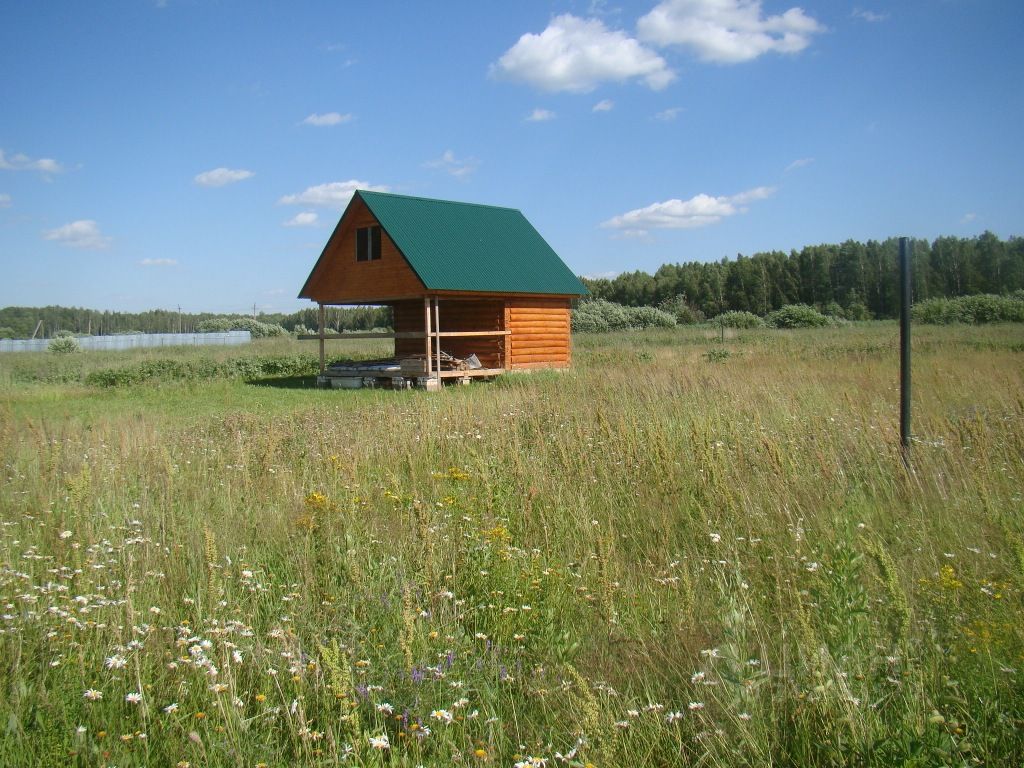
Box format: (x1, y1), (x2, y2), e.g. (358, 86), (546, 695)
(1, 0), (1020, 314)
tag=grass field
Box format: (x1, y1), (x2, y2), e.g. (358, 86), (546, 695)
(1, 324), (1022, 767)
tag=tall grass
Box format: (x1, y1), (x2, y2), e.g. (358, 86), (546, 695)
(0, 324), (1022, 766)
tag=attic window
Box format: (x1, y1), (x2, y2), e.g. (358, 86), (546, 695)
(356, 226), (382, 262)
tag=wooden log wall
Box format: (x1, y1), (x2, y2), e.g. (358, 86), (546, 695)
(507, 297), (571, 369)
(303, 197), (425, 303)
(392, 299), (505, 369)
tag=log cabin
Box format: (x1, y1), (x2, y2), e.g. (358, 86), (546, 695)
(298, 190), (588, 388)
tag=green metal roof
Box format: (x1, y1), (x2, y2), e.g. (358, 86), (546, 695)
(356, 190), (588, 296)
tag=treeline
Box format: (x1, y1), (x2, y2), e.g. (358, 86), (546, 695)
(0, 305), (392, 339)
(4, 233), (1021, 337)
(583, 232), (1024, 319)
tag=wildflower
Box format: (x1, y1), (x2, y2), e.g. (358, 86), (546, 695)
(376, 702), (394, 715)
(709, 533), (721, 544)
(614, 720), (630, 729)
(163, 702), (179, 713)
(83, 689), (103, 701)
(369, 733), (390, 750)
(738, 712), (752, 721)
(688, 701), (705, 711)
(59, 530), (73, 539)
(75, 726), (87, 735)
(125, 692), (143, 704)
(691, 671), (705, 684)
(475, 748), (488, 758)
(105, 655), (127, 670)
(432, 709), (454, 724)
(666, 711), (684, 723)
(700, 648), (721, 659)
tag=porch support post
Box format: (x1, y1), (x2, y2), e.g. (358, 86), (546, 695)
(433, 297), (441, 382)
(424, 296), (432, 376)
(318, 304), (326, 373)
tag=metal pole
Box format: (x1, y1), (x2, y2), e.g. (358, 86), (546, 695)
(899, 237), (912, 453)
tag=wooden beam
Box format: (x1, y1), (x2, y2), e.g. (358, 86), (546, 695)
(298, 330), (512, 341)
(318, 304), (325, 373)
(433, 297), (441, 382)
(424, 297), (432, 376)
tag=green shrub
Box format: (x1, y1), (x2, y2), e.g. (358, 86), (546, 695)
(715, 310), (765, 329)
(195, 317), (289, 338)
(572, 299), (630, 332)
(823, 301), (845, 319)
(912, 294), (1024, 325)
(959, 294), (1024, 323)
(570, 309), (609, 333)
(0, 326), (15, 339)
(85, 354), (320, 387)
(703, 347), (732, 362)
(911, 297), (964, 324)
(766, 304), (834, 328)
(572, 300), (677, 332)
(48, 336), (80, 354)
(624, 305), (677, 329)
(658, 295), (704, 325)
(845, 301), (872, 321)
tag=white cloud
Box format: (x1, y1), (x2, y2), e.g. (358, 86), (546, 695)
(593, 99), (615, 112)
(0, 148), (64, 175)
(526, 108), (557, 122)
(601, 186), (775, 233)
(278, 180), (390, 208)
(654, 106), (683, 121)
(492, 14), (675, 93)
(283, 211), (320, 227)
(852, 8), (888, 22)
(637, 0), (825, 64)
(43, 220), (112, 250)
(961, 212), (977, 224)
(139, 257), (178, 266)
(0, 193), (10, 208)
(785, 156), (814, 172)
(424, 149), (479, 178)
(194, 167), (254, 187)
(302, 112), (353, 127)
(583, 269), (622, 279)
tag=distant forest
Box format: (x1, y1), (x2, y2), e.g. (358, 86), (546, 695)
(0, 305), (390, 339)
(1, 232), (1021, 338)
(583, 232), (1024, 319)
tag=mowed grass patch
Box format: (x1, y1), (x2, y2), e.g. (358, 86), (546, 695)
(0, 323), (1022, 766)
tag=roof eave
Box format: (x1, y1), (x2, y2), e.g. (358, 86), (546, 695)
(297, 191), (365, 300)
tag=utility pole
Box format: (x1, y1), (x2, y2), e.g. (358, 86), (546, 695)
(253, 303), (257, 319)
(178, 305), (182, 333)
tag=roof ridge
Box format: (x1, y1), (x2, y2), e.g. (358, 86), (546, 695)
(358, 189), (522, 215)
